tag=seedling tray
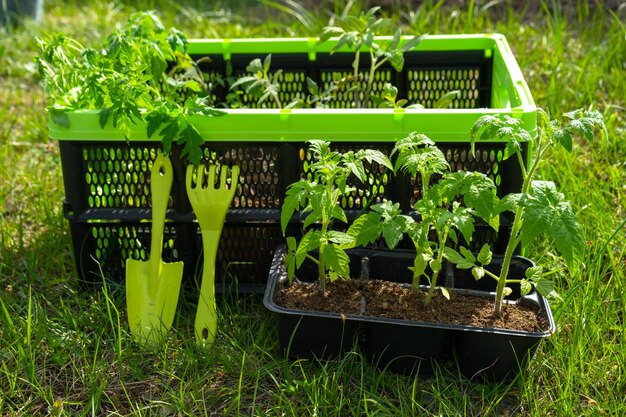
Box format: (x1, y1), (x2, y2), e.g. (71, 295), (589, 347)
(264, 245), (554, 379)
(50, 34), (536, 291)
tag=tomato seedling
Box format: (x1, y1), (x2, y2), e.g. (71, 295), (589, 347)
(349, 133), (499, 305)
(445, 108), (607, 316)
(281, 140), (392, 292)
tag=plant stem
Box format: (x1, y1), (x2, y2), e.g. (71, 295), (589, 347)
(272, 94), (282, 108)
(364, 51), (377, 108)
(424, 229), (448, 305)
(353, 50), (360, 80)
(318, 243), (326, 293)
(318, 171), (337, 293)
(494, 129), (547, 316)
(353, 50), (361, 107)
(494, 209), (522, 315)
(364, 53), (388, 108)
(483, 268), (501, 282)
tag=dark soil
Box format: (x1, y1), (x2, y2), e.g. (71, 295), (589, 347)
(276, 279), (366, 315)
(276, 279), (549, 332)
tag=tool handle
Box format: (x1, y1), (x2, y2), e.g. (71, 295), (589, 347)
(149, 153), (174, 262)
(195, 229), (221, 347)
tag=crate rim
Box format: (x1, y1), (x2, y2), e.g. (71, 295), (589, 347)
(48, 33), (537, 143)
(186, 33), (511, 55)
(50, 108), (537, 142)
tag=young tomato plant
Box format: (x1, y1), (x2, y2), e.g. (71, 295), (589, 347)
(371, 83), (460, 110)
(319, 6), (423, 108)
(349, 133), (499, 305)
(445, 108), (607, 316)
(36, 11), (222, 165)
(229, 54), (284, 108)
(281, 140), (392, 292)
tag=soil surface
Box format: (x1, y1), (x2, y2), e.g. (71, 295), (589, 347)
(276, 279), (549, 332)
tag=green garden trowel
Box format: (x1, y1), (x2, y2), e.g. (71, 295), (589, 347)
(126, 152), (184, 345)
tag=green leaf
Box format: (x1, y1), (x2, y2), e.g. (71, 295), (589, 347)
(459, 246), (476, 264)
(391, 132), (434, 156)
(477, 244), (492, 266)
(347, 213), (382, 247)
(306, 77), (319, 95)
(327, 231), (356, 248)
(285, 236), (297, 283)
(179, 123), (204, 166)
(281, 181), (310, 233)
(520, 279), (532, 296)
(382, 218), (405, 250)
(472, 266), (485, 281)
(504, 140), (523, 160)
(497, 193), (522, 214)
(319, 26), (345, 44)
(440, 207), (475, 245)
(452, 171), (499, 228)
(389, 29), (401, 51)
(470, 115), (531, 160)
(393, 143), (449, 178)
(306, 184), (325, 218)
(362, 31), (374, 48)
(98, 108), (112, 129)
(345, 157), (367, 183)
(563, 108), (606, 144)
(433, 90), (459, 109)
(552, 128), (573, 152)
(534, 277), (562, 301)
(263, 54), (272, 74)
(520, 181), (584, 269)
(229, 76), (258, 91)
(363, 6), (382, 20)
(302, 212), (318, 229)
(440, 286), (450, 300)
(400, 34), (425, 52)
(355, 148), (393, 171)
(387, 50), (404, 72)
(151, 54), (167, 82)
(443, 247), (475, 269)
(430, 259), (442, 275)
(331, 205), (348, 224)
(413, 251), (429, 280)
(246, 58), (263, 74)
(50, 108), (70, 128)
(146, 112), (163, 138)
(322, 244), (350, 278)
(405, 220), (428, 249)
(296, 230), (322, 267)
(525, 265), (544, 282)
(333, 32), (357, 53)
(158, 119), (179, 154)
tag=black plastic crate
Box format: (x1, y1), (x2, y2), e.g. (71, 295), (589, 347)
(52, 35), (535, 291)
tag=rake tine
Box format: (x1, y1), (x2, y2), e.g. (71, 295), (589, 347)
(230, 166), (240, 190)
(206, 165), (216, 189)
(220, 166), (229, 189)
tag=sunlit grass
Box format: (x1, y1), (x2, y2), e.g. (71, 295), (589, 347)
(1, 0), (625, 415)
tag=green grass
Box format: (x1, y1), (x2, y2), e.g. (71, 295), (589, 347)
(1, 0), (625, 415)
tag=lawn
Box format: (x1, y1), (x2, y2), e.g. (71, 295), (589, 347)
(1, 0), (625, 415)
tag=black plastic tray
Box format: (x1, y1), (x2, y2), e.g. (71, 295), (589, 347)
(264, 245), (555, 379)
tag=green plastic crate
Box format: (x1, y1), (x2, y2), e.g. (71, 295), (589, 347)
(51, 34), (536, 291)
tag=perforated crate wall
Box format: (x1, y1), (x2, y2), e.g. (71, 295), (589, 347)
(194, 50), (492, 110)
(69, 220), (284, 292)
(61, 137), (524, 291)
